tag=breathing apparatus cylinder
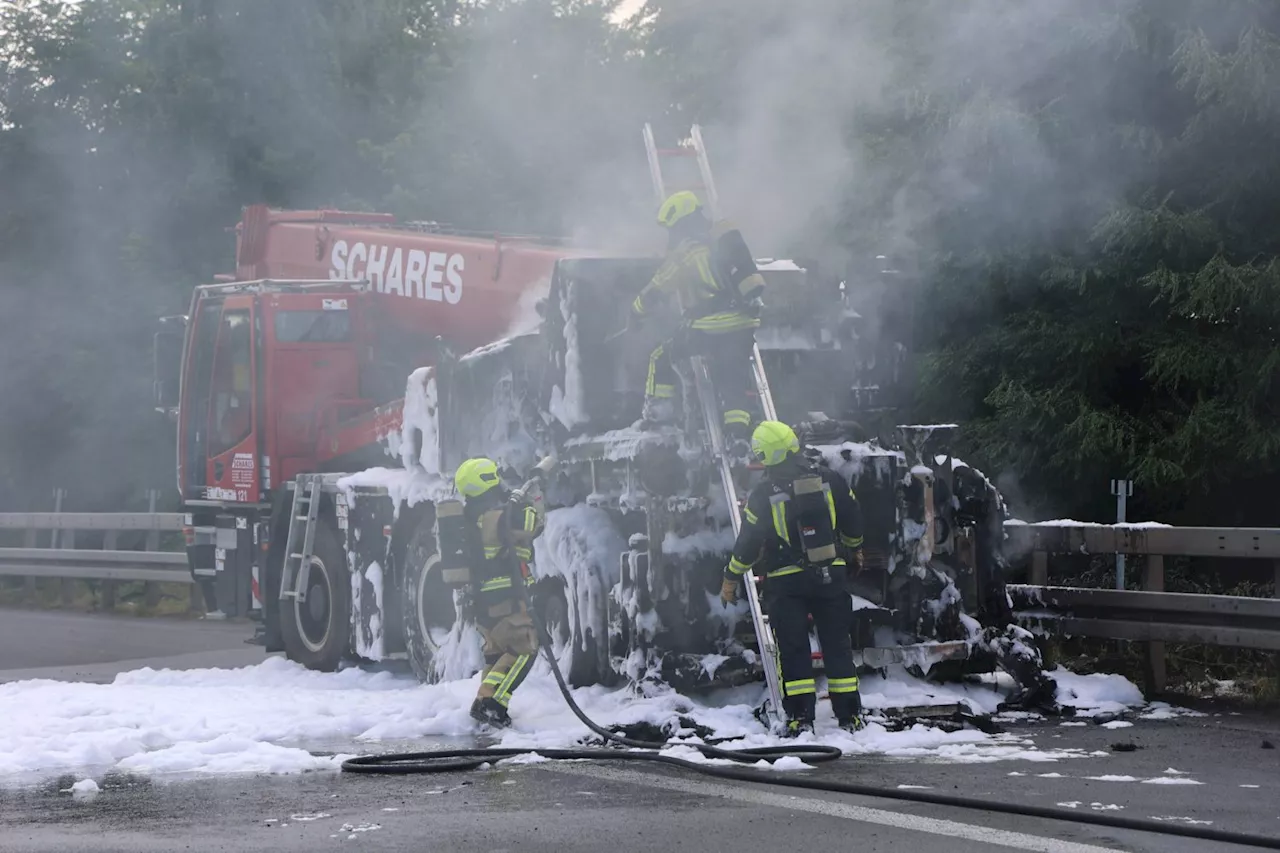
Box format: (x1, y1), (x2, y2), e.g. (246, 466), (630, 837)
(435, 499), (472, 586)
(790, 474), (838, 584)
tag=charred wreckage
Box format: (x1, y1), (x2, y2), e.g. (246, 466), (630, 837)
(257, 255), (1055, 724)
(162, 131), (1058, 729)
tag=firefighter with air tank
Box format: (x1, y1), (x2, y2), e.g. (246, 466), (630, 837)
(628, 190), (767, 458)
(449, 457), (548, 729)
(721, 421), (868, 736)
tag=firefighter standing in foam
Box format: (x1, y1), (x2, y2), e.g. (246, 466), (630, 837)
(628, 191), (766, 452)
(722, 421), (868, 736)
(454, 458), (546, 728)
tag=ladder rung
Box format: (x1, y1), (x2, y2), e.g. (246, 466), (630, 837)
(288, 553), (304, 561)
(657, 147), (696, 157)
(295, 515), (309, 521)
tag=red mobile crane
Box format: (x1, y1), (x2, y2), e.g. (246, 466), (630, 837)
(155, 205), (590, 618)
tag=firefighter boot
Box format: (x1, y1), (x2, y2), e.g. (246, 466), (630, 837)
(783, 718), (815, 738)
(723, 420), (753, 466)
(640, 396), (679, 429)
(833, 690), (866, 733)
(470, 697), (512, 729)
(782, 694), (816, 738)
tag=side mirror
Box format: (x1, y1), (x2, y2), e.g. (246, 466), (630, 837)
(153, 320), (186, 419)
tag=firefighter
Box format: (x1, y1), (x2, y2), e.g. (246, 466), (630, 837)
(454, 456), (546, 729)
(720, 421), (867, 736)
(629, 191), (766, 454)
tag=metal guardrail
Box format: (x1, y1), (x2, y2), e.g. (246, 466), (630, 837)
(0, 507), (194, 609)
(1006, 521), (1280, 692)
(0, 512), (183, 532)
(0, 548), (189, 584)
(1010, 586), (1280, 651)
(1005, 522), (1280, 562)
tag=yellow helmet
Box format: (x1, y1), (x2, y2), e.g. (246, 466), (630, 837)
(657, 190), (702, 228)
(750, 421), (800, 466)
(454, 457), (501, 498)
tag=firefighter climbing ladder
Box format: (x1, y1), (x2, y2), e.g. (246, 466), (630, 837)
(643, 123), (786, 728)
(641, 122), (779, 423)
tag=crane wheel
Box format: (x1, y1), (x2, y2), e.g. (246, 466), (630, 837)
(280, 518), (350, 671)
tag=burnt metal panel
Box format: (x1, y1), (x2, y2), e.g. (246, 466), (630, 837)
(345, 488), (397, 661)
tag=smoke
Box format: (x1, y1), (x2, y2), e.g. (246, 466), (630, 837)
(2, 0), (1258, 512)
(408, 0), (1159, 300)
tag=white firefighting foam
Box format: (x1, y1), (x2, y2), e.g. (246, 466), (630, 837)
(548, 281), (586, 429)
(0, 658), (1155, 785)
(534, 505), (627, 670)
(400, 367), (440, 474)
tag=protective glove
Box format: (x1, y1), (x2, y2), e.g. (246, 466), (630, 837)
(719, 576), (739, 606)
(853, 547), (865, 572)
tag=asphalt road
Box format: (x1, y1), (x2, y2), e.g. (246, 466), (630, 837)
(1, 609), (1278, 852)
(0, 607), (264, 682)
(2, 714), (1278, 853)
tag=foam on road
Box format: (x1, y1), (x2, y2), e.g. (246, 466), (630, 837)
(0, 653), (1166, 785)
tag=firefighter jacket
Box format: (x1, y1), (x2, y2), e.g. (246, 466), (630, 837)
(725, 461), (864, 582)
(630, 219), (766, 334)
(464, 486), (546, 601)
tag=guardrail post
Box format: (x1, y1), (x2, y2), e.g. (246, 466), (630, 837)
(1031, 550), (1048, 585)
(143, 490), (161, 610)
(1143, 554), (1166, 695)
(100, 529), (119, 611)
(21, 525), (37, 602)
(53, 489), (77, 607)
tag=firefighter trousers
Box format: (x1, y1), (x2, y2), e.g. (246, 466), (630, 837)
(646, 326), (757, 437)
(476, 601), (539, 709)
(764, 569), (862, 723)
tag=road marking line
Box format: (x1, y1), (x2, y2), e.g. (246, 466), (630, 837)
(547, 764), (1121, 853)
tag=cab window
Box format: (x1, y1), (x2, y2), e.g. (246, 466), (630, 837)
(207, 309), (252, 457)
(274, 310), (351, 343)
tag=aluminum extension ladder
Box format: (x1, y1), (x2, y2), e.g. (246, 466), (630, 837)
(643, 123), (786, 729)
(278, 475), (323, 601)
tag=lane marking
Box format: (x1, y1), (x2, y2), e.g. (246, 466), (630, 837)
(546, 764), (1122, 853)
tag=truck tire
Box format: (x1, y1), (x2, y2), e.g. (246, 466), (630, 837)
(399, 517), (612, 689)
(279, 518), (350, 671)
(400, 521), (463, 684)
